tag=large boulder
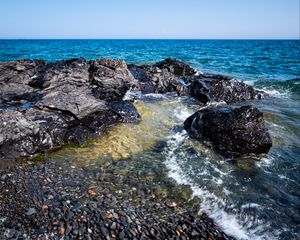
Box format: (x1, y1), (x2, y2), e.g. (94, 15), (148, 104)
(184, 105), (272, 157)
(0, 58), (141, 163)
(185, 74), (263, 104)
(128, 58), (196, 94)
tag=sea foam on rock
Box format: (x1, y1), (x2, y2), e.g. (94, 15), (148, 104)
(184, 105), (272, 157)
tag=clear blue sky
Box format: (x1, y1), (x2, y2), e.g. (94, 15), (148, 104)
(0, 0), (299, 39)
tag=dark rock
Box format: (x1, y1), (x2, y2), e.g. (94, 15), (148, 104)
(184, 105), (272, 157)
(186, 74), (262, 104)
(0, 58), (141, 163)
(118, 230), (125, 240)
(100, 226), (109, 237)
(89, 58), (140, 101)
(0, 59), (45, 101)
(128, 64), (182, 94)
(154, 58), (196, 76)
(0, 57), (267, 163)
(128, 58), (196, 94)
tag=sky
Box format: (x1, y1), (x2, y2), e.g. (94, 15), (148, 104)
(0, 0), (299, 39)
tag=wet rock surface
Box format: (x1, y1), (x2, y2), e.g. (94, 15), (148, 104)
(0, 158), (233, 239)
(128, 58), (196, 94)
(0, 58), (141, 163)
(186, 74), (263, 104)
(184, 105), (272, 157)
(0, 57), (265, 163)
(0, 57), (270, 239)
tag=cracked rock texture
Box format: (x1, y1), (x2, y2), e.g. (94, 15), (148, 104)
(0, 57), (266, 163)
(184, 105), (272, 157)
(0, 58), (141, 163)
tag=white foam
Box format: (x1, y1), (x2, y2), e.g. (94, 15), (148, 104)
(194, 70), (203, 76)
(256, 155), (274, 168)
(173, 107), (193, 121)
(241, 203), (262, 210)
(143, 93), (168, 99)
(256, 87), (291, 98)
(123, 89), (141, 101)
(244, 80), (256, 86)
(164, 130), (277, 240)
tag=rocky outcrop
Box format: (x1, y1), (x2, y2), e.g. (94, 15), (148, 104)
(128, 58), (263, 105)
(0, 57), (269, 162)
(154, 58), (196, 76)
(0, 58), (141, 162)
(89, 58), (140, 101)
(128, 58), (195, 94)
(185, 74), (263, 104)
(0, 59), (45, 102)
(184, 105), (272, 157)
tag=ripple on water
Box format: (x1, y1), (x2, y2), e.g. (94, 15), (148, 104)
(50, 94), (299, 240)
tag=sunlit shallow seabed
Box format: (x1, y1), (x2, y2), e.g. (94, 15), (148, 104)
(50, 91), (300, 240)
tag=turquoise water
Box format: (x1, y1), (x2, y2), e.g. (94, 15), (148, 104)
(1, 40), (300, 239)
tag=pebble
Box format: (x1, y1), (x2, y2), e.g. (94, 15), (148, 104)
(166, 200), (177, 208)
(110, 222), (117, 230)
(58, 227), (65, 236)
(26, 208), (37, 216)
(0, 155), (233, 240)
(118, 230), (125, 240)
(87, 189), (96, 196)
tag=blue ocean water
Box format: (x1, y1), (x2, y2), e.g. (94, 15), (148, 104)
(1, 40), (300, 239)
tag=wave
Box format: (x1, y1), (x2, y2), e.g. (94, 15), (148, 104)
(253, 78), (300, 99)
(163, 130), (278, 240)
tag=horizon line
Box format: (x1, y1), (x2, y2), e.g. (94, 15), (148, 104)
(0, 38), (299, 41)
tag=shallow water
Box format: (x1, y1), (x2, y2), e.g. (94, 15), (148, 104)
(1, 40), (300, 239)
(50, 93), (300, 240)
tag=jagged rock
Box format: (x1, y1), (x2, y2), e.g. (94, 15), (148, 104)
(185, 74), (262, 104)
(0, 58), (140, 162)
(0, 59), (45, 102)
(89, 58), (140, 101)
(128, 58), (263, 105)
(154, 58), (196, 76)
(0, 57), (268, 162)
(184, 105), (272, 157)
(128, 58), (195, 94)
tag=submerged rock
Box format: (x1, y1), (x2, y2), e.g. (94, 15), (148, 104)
(184, 105), (272, 157)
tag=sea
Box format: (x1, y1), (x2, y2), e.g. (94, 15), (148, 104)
(0, 39), (299, 239)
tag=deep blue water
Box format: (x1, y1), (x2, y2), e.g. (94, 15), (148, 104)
(0, 40), (300, 239)
(1, 40), (299, 82)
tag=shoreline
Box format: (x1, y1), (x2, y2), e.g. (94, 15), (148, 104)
(0, 155), (233, 239)
(0, 57), (284, 239)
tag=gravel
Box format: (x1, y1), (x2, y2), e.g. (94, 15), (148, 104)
(0, 157), (234, 239)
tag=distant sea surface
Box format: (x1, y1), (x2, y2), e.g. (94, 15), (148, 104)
(1, 40), (300, 240)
